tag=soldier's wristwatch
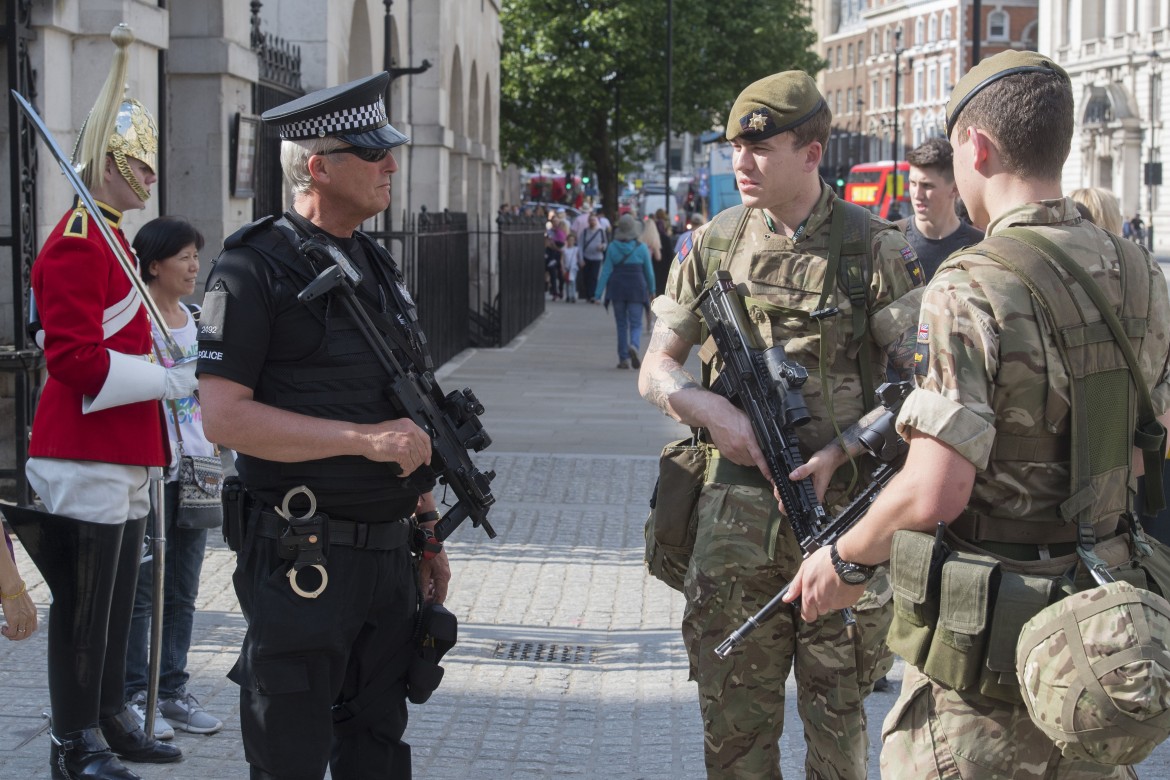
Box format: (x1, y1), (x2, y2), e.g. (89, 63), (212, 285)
(831, 542), (876, 585)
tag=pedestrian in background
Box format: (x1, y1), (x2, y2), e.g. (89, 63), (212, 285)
(653, 208), (673, 296)
(900, 138), (984, 279)
(561, 231), (581, 302)
(639, 70), (922, 779)
(0, 526), (36, 641)
(123, 215), (225, 739)
(785, 50), (1170, 779)
(1069, 186), (1124, 235)
(580, 213), (608, 303)
(545, 215), (567, 300)
(596, 213), (654, 369)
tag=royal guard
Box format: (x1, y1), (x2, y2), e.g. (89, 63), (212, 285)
(5, 25), (194, 780)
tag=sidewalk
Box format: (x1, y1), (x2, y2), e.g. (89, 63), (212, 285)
(2, 299), (1169, 778)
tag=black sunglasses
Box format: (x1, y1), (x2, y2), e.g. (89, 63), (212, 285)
(322, 146), (391, 163)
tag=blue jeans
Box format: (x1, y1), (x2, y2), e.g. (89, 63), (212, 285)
(125, 480), (210, 698)
(612, 300), (643, 361)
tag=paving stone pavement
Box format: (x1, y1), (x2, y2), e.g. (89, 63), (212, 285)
(3, 298), (1169, 779)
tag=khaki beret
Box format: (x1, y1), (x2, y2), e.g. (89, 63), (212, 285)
(945, 50), (1069, 137)
(726, 71), (825, 143)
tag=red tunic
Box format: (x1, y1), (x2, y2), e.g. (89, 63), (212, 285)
(29, 202), (166, 466)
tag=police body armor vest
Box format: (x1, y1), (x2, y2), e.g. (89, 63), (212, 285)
(951, 227), (1166, 545)
(222, 216), (432, 495)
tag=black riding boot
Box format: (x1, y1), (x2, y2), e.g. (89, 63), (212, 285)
(3, 505), (134, 779)
(49, 729), (141, 780)
(98, 515), (181, 765)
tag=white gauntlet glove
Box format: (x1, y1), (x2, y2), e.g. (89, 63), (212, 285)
(164, 360), (199, 400)
(82, 351), (199, 414)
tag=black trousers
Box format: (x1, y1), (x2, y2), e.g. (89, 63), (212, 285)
(230, 529), (417, 780)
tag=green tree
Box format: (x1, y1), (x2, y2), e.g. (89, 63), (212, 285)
(500, 0), (822, 221)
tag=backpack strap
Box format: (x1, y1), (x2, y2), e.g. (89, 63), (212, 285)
(696, 205), (751, 389)
(996, 227), (1165, 522)
(819, 199), (874, 407)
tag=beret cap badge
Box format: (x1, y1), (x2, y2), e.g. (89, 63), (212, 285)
(745, 111), (770, 133)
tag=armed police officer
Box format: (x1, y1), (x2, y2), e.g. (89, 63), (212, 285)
(197, 73), (450, 779)
(784, 51), (1170, 778)
(638, 71), (924, 779)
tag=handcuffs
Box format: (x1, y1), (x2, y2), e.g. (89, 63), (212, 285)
(275, 485), (329, 599)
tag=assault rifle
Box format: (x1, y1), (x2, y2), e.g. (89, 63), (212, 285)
(297, 238), (496, 543)
(693, 270), (911, 659)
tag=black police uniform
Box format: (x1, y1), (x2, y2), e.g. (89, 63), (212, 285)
(197, 210), (434, 780)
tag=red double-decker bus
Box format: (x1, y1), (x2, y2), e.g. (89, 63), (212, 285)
(845, 161), (910, 221)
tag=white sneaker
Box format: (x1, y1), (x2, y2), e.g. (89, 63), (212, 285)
(127, 691), (175, 740)
(159, 691), (224, 735)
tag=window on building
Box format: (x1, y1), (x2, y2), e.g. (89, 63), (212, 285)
(915, 69), (923, 102)
(848, 43), (854, 67)
(873, 32), (880, 55)
(988, 10), (1008, 40)
(858, 39), (865, 60)
(942, 11), (952, 40)
(883, 77), (890, 107)
(929, 16), (938, 42)
(928, 66), (937, 101)
(916, 18), (924, 46)
(942, 62), (951, 96)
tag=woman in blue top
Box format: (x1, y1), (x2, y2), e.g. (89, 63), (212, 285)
(595, 213), (655, 369)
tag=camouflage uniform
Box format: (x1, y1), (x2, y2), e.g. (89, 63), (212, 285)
(654, 183), (923, 779)
(880, 198), (1170, 779)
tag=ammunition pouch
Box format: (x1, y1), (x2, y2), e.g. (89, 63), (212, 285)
(890, 524), (1170, 705)
(644, 436), (709, 592)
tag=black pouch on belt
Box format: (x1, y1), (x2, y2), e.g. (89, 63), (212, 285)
(407, 603), (458, 704)
(221, 476), (245, 552)
(278, 511), (329, 569)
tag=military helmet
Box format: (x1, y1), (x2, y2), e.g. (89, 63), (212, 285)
(1016, 581), (1170, 765)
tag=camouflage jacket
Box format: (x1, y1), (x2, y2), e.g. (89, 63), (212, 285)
(899, 197), (1170, 523)
(653, 184), (923, 506)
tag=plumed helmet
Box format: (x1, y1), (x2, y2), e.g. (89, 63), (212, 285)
(1016, 580), (1170, 765)
(73, 24), (158, 202)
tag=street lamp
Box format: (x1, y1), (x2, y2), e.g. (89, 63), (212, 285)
(892, 28), (905, 214)
(1148, 50), (1162, 252)
(855, 98), (865, 165)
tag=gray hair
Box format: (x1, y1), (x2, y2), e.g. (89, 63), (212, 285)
(280, 136), (347, 194)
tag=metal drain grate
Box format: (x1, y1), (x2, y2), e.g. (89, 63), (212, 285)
(492, 641), (601, 664)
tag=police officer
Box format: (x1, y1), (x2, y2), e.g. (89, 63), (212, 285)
(783, 51), (1170, 778)
(638, 71), (923, 779)
(196, 72), (450, 779)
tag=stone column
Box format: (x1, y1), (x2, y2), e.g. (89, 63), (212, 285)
(165, 1), (258, 287)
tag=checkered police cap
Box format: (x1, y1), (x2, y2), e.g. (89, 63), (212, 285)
(261, 72), (409, 149)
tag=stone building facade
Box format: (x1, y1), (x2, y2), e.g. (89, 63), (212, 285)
(1039, 0), (1167, 252)
(0, 0), (504, 335)
(815, 0), (1038, 176)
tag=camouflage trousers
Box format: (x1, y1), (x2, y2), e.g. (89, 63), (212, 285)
(880, 663), (1137, 779)
(682, 483), (894, 780)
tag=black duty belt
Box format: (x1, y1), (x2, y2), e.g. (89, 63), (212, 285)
(252, 509), (411, 550)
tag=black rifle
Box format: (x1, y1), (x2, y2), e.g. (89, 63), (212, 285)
(297, 238), (496, 542)
(694, 270), (912, 658)
(714, 379), (911, 657)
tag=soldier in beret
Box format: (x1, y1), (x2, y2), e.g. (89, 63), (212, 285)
(639, 71), (924, 778)
(196, 73), (449, 778)
(784, 50), (1170, 777)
